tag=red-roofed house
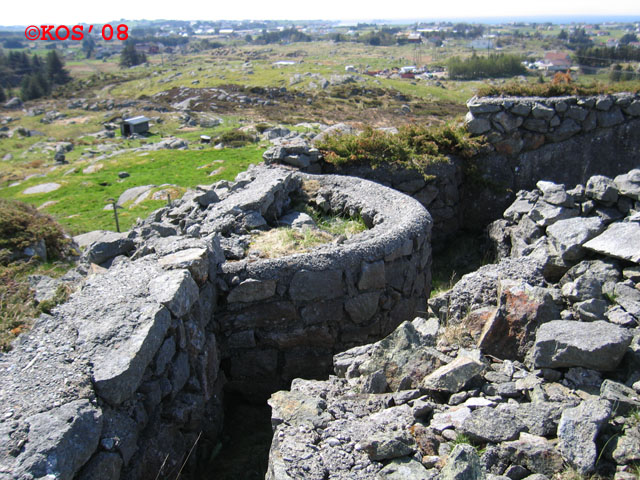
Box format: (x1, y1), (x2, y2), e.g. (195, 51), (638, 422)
(541, 51), (572, 72)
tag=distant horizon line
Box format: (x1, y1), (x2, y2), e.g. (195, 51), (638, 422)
(1, 14), (640, 29)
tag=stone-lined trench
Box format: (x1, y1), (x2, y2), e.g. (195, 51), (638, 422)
(3, 93), (640, 479)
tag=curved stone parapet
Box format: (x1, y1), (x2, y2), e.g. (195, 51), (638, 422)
(217, 170), (433, 395)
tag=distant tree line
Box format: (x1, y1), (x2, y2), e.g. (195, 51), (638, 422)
(251, 28), (311, 45)
(0, 50), (70, 101)
(575, 45), (640, 67)
(128, 34), (189, 47)
(447, 53), (526, 80)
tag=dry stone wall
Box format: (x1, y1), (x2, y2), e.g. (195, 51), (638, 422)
(0, 165), (432, 479)
(264, 93), (640, 242)
(463, 93), (640, 229)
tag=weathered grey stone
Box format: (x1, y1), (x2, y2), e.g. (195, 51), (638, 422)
(149, 270), (199, 317)
(194, 189), (219, 207)
(440, 444), (485, 480)
(345, 292), (380, 325)
(158, 247), (209, 284)
(499, 433), (563, 477)
(81, 231), (135, 265)
(170, 350), (190, 394)
(377, 456), (432, 479)
(585, 175), (619, 204)
(17, 399), (103, 480)
(94, 302), (172, 405)
(614, 169), (640, 200)
(154, 337), (176, 375)
(290, 269), (343, 302)
(624, 100), (640, 116)
(546, 118), (581, 142)
(359, 260), (386, 291)
(468, 101), (501, 114)
(227, 278), (276, 303)
(465, 113), (492, 135)
(277, 211), (316, 229)
(22, 182), (61, 194)
(28, 274), (62, 304)
(546, 216), (605, 261)
(361, 433), (415, 461)
(531, 103), (555, 120)
(531, 320), (632, 370)
(612, 425), (640, 465)
(584, 222), (640, 264)
(511, 104), (531, 116)
(605, 306), (637, 326)
(523, 118), (548, 133)
(574, 298), (608, 322)
(459, 406), (526, 443)
(430, 406), (472, 432)
(559, 258), (621, 286)
(595, 96), (614, 111)
(268, 390), (331, 429)
(412, 316), (439, 345)
(493, 111), (523, 133)
(535, 180), (573, 207)
(561, 275), (603, 303)
(101, 409), (138, 464)
(503, 191), (539, 222)
(597, 108), (625, 128)
(599, 380), (640, 415)
(527, 201), (578, 227)
(423, 356), (485, 393)
(566, 106), (588, 121)
(344, 321), (451, 391)
(558, 399), (612, 474)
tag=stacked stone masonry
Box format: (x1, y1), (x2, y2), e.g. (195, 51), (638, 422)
(0, 165), (432, 480)
(465, 92), (640, 156)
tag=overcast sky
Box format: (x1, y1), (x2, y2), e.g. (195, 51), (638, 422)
(4, 0), (640, 26)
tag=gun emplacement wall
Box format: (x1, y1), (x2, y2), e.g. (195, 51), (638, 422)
(0, 165), (432, 479)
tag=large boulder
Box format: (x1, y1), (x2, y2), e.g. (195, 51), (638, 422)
(530, 320), (632, 370)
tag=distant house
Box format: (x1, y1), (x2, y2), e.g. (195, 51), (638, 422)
(469, 39), (494, 50)
(541, 51), (572, 72)
(121, 116), (150, 137)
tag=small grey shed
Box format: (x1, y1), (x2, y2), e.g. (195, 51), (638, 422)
(121, 116), (150, 136)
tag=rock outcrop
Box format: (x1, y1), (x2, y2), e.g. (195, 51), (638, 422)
(266, 168), (640, 480)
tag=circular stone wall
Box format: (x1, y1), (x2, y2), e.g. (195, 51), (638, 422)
(213, 167), (433, 396)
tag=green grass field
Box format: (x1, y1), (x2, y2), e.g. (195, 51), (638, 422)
(0, 145), (264, 234)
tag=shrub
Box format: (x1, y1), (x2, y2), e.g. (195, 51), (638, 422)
(216, 130), (257, 148)
(0, 199), (70, 262)
(477, 79), (640, 97)
(316, 123), (484, 171)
